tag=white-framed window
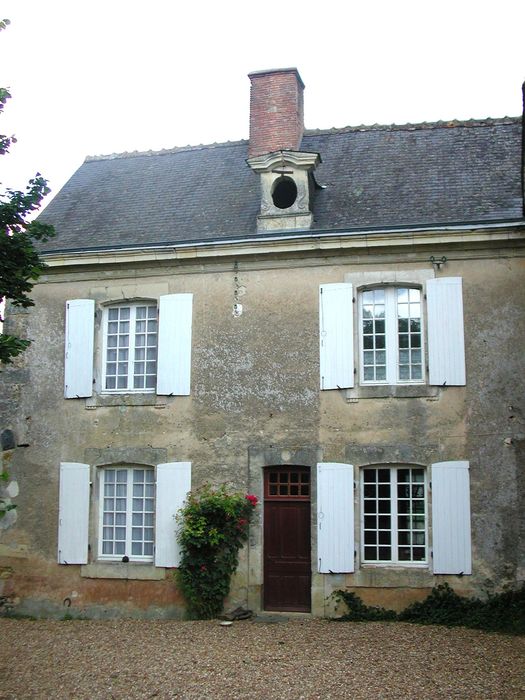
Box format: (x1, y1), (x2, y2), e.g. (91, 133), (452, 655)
(64, 294), (193, 398)
(102, 303), (158, 393)
(316, 460), (471, 576)
(319, 277), (466, 391)
(360, 286), (423, 384)
(361, 466), (427, 565)
(58, 461), (192, 568)
(99, 467), (155, 561)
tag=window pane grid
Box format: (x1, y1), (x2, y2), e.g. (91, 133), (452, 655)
(396, 468), (426, 561)
(132, 305), (157, 390)
(361, 290), (386, 382)
(362, 467), (427, 565)
(267, 469), (310, 498)
(100, 467), (155, 560)
(104, 304), (158, 392)
(397, 288), (422, 381)
(362, 468), (392, 561)
(360, 287), (424, 385)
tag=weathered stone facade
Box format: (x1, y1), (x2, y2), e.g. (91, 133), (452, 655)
(1, 225), (524, 618)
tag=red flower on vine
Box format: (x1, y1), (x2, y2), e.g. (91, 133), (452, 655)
(200, 564), (207, 572)
(236, 518), (248, 530)
(246, 494), (258, 507)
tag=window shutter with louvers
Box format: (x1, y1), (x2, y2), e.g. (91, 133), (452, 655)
(317, 462), (355, 573)
(155, 462), (191, 567)
(64, 299), (95, 398)
(319, 283), (354, 390)
(156, 294), (193, 396)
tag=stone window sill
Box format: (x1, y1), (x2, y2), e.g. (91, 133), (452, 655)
(81, 563), (167, 580)
(346, 385), (440, 401)
(85, 394), (167, 409)
(349, 566), (434, 588)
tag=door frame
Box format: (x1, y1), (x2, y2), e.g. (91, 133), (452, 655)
(262, 465), (312, 612)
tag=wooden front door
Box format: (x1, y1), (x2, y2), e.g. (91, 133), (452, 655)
(263, 467), (311, 612)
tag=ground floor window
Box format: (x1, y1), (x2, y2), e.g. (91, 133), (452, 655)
(361, 466), (427, 564)
(99, 467), (155, 561)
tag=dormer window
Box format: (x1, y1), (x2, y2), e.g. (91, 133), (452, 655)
(272, 176), (298, 209)
(247, 150), (320, 231)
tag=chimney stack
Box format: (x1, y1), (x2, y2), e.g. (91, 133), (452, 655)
(248, 68), (305, 158)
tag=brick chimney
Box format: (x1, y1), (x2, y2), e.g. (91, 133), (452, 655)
(248, 68), (305, 158)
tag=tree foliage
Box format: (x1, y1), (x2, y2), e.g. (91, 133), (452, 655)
(0, 18), (55, 365)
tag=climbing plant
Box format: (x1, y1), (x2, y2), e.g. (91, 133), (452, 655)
(176, 485), (258, 619)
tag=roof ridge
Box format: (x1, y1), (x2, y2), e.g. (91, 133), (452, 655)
(85, 139), (249, 163)
(83, 116), (520, 162)
(303, 116), (521, 136)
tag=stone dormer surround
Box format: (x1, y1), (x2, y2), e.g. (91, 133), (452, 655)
(247, 68), (320, 231)
(247, 149), (320, 231)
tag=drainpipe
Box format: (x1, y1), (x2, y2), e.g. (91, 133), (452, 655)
(522, 81), (525, 215)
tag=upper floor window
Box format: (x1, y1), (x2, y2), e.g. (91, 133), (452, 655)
(360, 287), (423, 384)
(64, 294), (193, 400)
(102, 303), (158, 392)
(319, 277), (466, 391)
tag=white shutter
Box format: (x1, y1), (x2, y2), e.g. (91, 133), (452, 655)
(319, 283), (354, 390)
(64, 299), (95, 398)
(431, 461), (471, 575)
(317, 462), (354, 573)
(427, 278), (466, 386)
(155, 461), (191, 567)
(156, 294), (193, 396)
(58, 462), (90, 564)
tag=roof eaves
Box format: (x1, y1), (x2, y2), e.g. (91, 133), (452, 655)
(40, 217), (525, 257)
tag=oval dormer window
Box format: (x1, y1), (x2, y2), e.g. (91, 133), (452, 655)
(272, 176), (297, 209)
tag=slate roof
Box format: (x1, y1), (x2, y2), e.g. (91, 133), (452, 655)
(38, 118), (523, 253)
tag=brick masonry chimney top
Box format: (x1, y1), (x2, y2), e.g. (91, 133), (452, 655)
(248, 68), (305, 158)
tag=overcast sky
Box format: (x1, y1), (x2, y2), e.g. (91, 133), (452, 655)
(0, 0), (523, 209)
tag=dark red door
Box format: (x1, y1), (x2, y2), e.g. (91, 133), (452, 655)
(263, 467), (311, 612)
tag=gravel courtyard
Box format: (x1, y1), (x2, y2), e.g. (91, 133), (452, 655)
(1, 618), (524, 699)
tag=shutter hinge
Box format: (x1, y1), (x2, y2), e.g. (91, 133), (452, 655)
(354, 550), (357, 558)
(352, 297), (355, 303)
(354, 367), (357, 374)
